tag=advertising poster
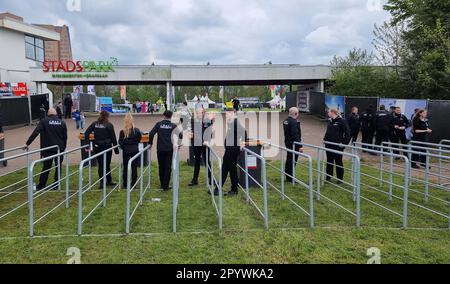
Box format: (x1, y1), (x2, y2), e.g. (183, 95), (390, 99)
(71, 92), (80, 111)
(297, 91), (310, 113)
(87, 85), (96, 95)
(120, 85), (127, 100)
(11, 83), (28, 96)
(325, 94), (345, 116)
(0, 83), (12, 96)
(379, 99), (428, 120)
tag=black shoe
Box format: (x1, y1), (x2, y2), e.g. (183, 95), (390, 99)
(35, 185), (44, 191)
(106, 182), (117, 187)
(162, 186), (172, 191)
(336, 180), (343, 185)
(225, 190), (238, 196)
(286, 178), (293, 183)
(207, 189), (219, 196)
(188, 181), (198, 187)
(411, 164), (420, 169)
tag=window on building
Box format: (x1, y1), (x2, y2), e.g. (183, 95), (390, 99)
(25, 35), (45, 62)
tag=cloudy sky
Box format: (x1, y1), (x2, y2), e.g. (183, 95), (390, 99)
(2, 0), (390, 65)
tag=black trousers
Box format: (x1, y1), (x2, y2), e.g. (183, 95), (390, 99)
(64, 107), (71, 119)
(325, 146), (344, 181)
(95, 147), (113, 184)
(375, 129), (390, 151)
(285, 145), (300, 182)
(157, 150), (173, 190)
(221, 149), (241, 192)
(192, 146), (211, 182)
(411, 138), (427, 166)
(361, 129), (375, 150)
(122, 152), (139, 188)
(391, 132), (408, 155)
(350, 128), (359, 143)
(38, 151), (63, 189)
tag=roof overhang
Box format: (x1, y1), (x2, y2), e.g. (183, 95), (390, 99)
(0, 17), (60, 41)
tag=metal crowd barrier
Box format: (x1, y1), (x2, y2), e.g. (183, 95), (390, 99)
(295, 142), (362, 227)
(327, 141), (410, 228)
(262, 142), (314, 228)
(78, 145), (122, 236)
(205, 145), (223, 230)
(0, 145), (59, 224)
(356, 142), (450, 228)
(172, 146), (180, 233)
(28, 145), (89, 237)
(125, 145), (152, 234)
(237, 147), (268, 229)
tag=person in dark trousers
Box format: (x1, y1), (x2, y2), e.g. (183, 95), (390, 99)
(411, 109), (432, 169)
(149, 110), (182, 191)
(25, 108), (67, 191)
(232, 97), (240, 112)
(55, 101), (63, 119)
(390, 107), (410, 155)
(119, 113), (142, 189)
(348, 107), (360, 143)
(211, 111), (247, 196)
(85, 111), (119, 188)
(374, 105), (391, 151)
(324, 108), (351, 183)
(360, 105), (376, 152)
(189, 109), (214, 186)
(63, 94), (73, 119)
(283, 107), (303, 183)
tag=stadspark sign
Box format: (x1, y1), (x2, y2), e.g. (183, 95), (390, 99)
(43, 58), (118, 79)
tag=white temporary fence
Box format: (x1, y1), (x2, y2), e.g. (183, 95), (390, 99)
(172, 146), (180, 233)
(78, 145), (122, 236)
(125, 145), (152, 234)
(205, 145), (223, 230)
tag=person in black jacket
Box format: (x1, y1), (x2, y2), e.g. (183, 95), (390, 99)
(360, 105), (375, 152)
(25, 108), (67, 191)
(63, 94), (73, 119)
(232, 97), (240, 112)
(55, 101), (63, 120)
(283, 107), (303, 183)
(347, 107), (360, 143)
(119, 113), (142, 189)
(189, 109), (214, 186)
(324, 108), (351, 183)
(85, 110), (119, 188)
(374, 105), (391, 150)
(390, 107), (410, 155)
(149, 110), (183, 191)
(411, 109), (432, 169)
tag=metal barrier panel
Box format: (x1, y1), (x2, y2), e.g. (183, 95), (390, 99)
(125, 145), (152, 234)
(205, 145), (223, 230)
(172, 147), (180, 233)
(77, 145), (122, 236)
(27, 145), (90, 237)
(237, 147), (269, 229)
(357, 142), (450, 228)
(261, 142), (315, 228)
(295, 142), (362, 227)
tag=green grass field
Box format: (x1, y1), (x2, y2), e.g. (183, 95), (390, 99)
(0, 157), (449, 264)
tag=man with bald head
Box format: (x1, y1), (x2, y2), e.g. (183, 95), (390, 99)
(26, 108), (67, 191)
(283, 107), (303, 183)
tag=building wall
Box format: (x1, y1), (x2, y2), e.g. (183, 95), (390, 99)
(36, 25), (73, 61)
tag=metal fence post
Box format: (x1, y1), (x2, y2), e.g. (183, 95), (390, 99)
(126, 159), (131, 234)
(379, 152), (384, 187)
(57, 149), (61, 191)
(316, 148), (321, 201)
(280, 150), (285, 200)
(292, 144), (296, 186)
(27, 163), (34, 237)
(65, 153), (70, 208)
(356, 158), (361, 227)
(262, 159), (268, 229)
(308, 157), (314, 228)
(425, 150), (430, 202)
(218, 162), (223, 230)
(389, 148), (394, 201)
(102, 152), (107, 207)
(77, 163), (84, 236)
(403, 158), (410, 229)
(140, 153), (144, 206)
(245, 150), (249, 202)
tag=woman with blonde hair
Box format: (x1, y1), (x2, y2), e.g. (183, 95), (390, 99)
(323, 108), (351, 183)
(118, 113), (142, 188)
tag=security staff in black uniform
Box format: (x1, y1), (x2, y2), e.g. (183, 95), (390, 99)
(63, 94), (73, 119)
(189, 109), (214, 186)
(360, 105), (375, 152)
(149, 110), (183, 191)
(390, 107), (410, 155)
(411, 109), (432, 169)
(85, 111), (119, 188)
(348, 107), (360, 143)
(118, 113), (142, 189)
(374, 105), (391, 150)
(283, 107), (302, 183)
(232, 97), (240, 112)
(211, 111), (247, 196)
(324, 108), (351, 183)
(25, 108), (67, 191)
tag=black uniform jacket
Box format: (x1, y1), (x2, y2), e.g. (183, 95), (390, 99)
(283, 116), (302, 149)
(26, 115), (67, 153)
(324, 117), (351, 146)
(85, 121), (118, 149)
(224, 118), (247, 151)
(149, 119), (183, 152)
(191, 118), (213, 147)
(119, 128), (142, 154)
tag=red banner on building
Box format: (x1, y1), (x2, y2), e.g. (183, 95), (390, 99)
(11, 83), (28, 96)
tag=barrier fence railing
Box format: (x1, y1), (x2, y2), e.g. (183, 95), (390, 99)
(0, 145), (59, 224)
(205, 145), (223, 230)
(236, 147), (268, 229)
(355, 142), (450, 228)
(125, 145), (151, 234)
(78, 145), (122, 236)
(294, 142), (361, 227)
(28, 145), (89, 236)
(326, 141), (410, 228)
(172, 146), (180, 233)
(408, 141), (450, 186)
(261, 142), (314, 228)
